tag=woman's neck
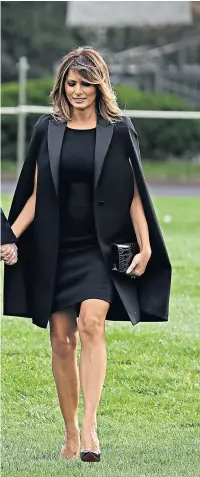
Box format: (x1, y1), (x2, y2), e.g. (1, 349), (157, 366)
(70, 106), (97, 128)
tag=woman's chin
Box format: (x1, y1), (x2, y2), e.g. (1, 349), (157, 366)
(73, 101), (88, 109)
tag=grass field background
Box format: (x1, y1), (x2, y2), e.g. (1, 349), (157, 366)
(1, 195), (200, 477)
(2, 159), (200, 183)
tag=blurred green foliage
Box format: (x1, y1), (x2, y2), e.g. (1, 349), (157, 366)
(1, 78), (53, 107)
(1, 78), (200, 162)
(116, 85), (200, 160)
(2, 78), (53, 163)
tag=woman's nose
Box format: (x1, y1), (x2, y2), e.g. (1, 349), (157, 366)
(74, 83), (82, 95)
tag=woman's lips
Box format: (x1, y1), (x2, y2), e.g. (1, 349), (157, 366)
(74, 98), (86, 102)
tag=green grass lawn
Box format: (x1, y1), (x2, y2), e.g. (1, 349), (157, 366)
(1, 196), (200, 477)
(2, 159), (200, 183)
(142, 160), (200, 183)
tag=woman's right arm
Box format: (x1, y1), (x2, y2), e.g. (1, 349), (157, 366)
(11, 162), (38, 239)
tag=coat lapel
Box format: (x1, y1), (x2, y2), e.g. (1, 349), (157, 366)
(48, 118), (66, 196)
(48, 113), (114, 196)
(94, 114), (114, 190)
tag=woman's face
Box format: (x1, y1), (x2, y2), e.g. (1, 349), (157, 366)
(64, 69), (97, 111)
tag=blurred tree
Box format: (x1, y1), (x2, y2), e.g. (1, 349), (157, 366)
(2, 1), (74, 82)
(2, 1), (200, 83)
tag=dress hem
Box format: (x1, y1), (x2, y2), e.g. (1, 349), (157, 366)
(51, 293), (113, 315)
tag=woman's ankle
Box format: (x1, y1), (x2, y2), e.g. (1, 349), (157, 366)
(65, 419), (80, 432)
(82, 414), (97, 428)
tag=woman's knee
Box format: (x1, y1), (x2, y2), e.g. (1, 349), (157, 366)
(49, 310), (79, 356)
(50, 332), (79, 358)
(78, 300), (109, 339)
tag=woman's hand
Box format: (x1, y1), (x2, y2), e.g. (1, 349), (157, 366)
(126, 248), (151, 277)
(0, 243), (18, 265)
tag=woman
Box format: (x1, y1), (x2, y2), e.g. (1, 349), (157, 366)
(1, 46), (171, 462)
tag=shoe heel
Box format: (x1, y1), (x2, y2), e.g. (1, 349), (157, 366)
(80, 449), (101, 462)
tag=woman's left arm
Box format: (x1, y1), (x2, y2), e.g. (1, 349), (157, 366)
(126, 178), (152, 277)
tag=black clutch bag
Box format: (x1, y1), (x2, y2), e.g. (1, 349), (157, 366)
(111, 242), (139, 277)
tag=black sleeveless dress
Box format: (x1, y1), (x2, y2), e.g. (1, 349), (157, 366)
(51, 126), (115, 316)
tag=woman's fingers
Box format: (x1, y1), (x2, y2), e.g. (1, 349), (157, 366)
(133, 265), (145, 276)
(126, 254), (140, 274)
(1, 244), (18, 264)
(0, 244), (10, 259)
(5, 258), (18, 265)
(1, 244), (9, 252)
(2, 250), (16, 261)
(2, 250), (13, 260)
(5, 251), (18, 265)
(126, 251), (151, 277)
(134, 254), (151, 275)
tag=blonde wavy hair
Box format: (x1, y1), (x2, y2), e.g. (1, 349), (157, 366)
(50, 46), (122, 124)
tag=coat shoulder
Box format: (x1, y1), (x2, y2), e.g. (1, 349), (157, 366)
(114, 115), (138, 137)
(34, 113), (51, 134)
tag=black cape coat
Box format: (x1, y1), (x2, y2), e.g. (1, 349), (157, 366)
(3, 112), (172, 329)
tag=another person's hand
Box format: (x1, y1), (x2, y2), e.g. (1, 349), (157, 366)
(0, 243), (18, 265)
(126, 248), (152, 277)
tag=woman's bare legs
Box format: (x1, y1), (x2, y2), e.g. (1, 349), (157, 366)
(78, 298), (110, 452)
(49, 308), (80, 458)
